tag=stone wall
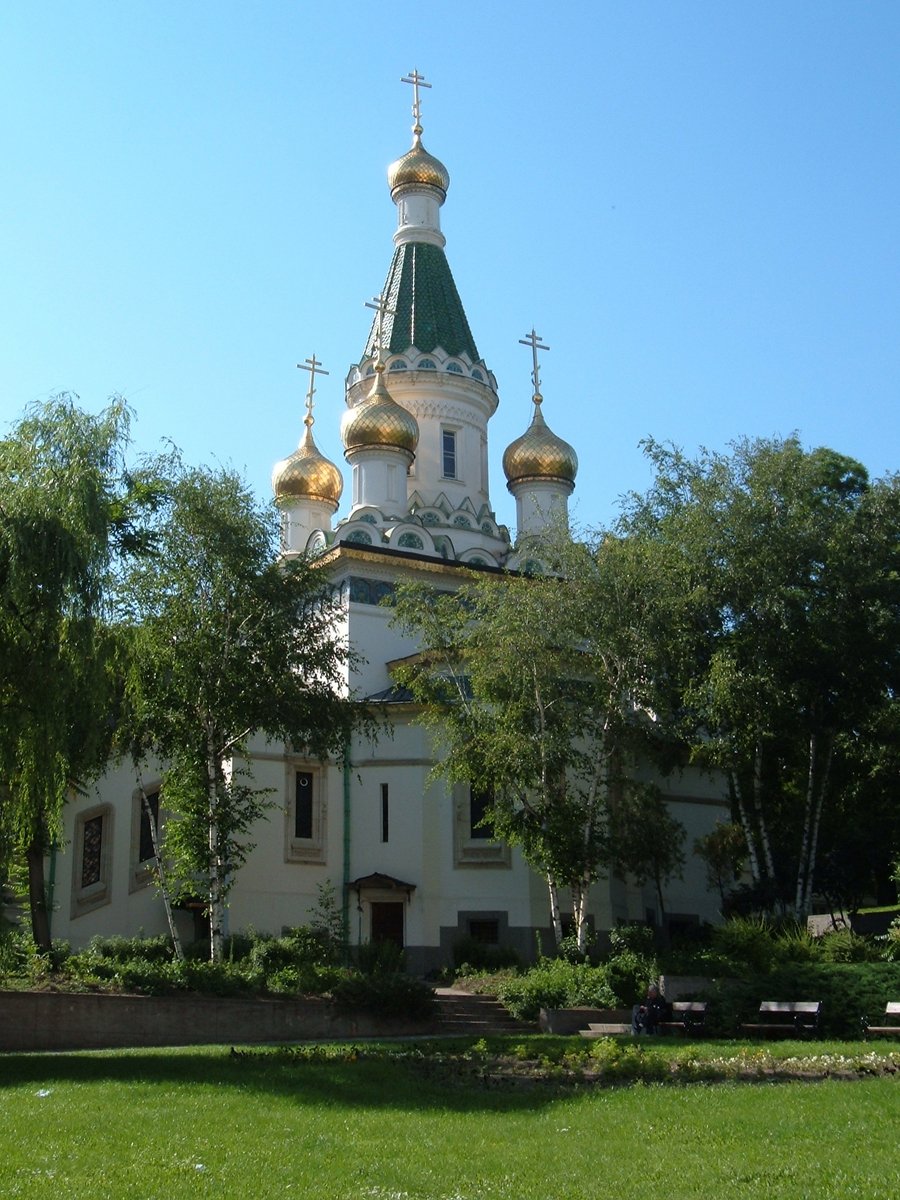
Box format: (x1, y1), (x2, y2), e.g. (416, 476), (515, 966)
(0, 991), (432, 1052)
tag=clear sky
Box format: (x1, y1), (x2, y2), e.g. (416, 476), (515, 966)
(2, 1), (898, 532)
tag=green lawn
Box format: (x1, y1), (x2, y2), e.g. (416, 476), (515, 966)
(1, 1041), (898, 1199)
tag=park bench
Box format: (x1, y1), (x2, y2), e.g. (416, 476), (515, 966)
(741, 1000), (822, 1038)
(656, 1000), (708, 1035)
(861, 1002), (900, 1040)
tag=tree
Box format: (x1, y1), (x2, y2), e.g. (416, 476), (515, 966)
(610, 783), (686, 925)
(623, 436), (900, 917)
(0, 396), (143, 949)
(693, 821), (748, 910)
(120, 458), (361, 961)
(392, 530), (686, 952)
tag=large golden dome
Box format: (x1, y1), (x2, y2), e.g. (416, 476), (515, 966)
(388, 132), (450, 200)
(272, 418), (343, 506)
(503, 399), (578, 487)
(341, 366), (419, 455)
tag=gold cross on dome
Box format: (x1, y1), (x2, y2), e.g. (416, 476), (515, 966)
(519, 329), (550, 400)
(365, 293), (397, 364)
(401, 69), (431, 130)
(297, 354), (329, 424)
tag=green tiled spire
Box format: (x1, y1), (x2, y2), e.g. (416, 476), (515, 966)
(364, 242), (482, 364)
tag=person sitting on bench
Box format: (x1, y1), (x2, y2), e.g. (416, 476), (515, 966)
(632, 983), (671, 1035)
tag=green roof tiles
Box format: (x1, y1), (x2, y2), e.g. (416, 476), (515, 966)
(364, 242), (481, 364)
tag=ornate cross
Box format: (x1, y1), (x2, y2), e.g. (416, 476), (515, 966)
(297, 354), (329, 424)
(519, 328), (550, 400)
(365, 293), (397, 363)
(401, 69), (431, 129)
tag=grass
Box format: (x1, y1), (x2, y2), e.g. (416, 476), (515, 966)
(1, 1039), (899, 1199)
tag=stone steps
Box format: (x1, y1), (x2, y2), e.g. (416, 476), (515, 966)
(433, 988), (534, 1036)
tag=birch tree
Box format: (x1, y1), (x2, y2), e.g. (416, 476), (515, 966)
(623, 436), (900, 917)
(120, 458), (360, 961)
(392, 531), (684, 952)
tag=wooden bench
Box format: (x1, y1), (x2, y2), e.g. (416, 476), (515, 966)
(657, 1001), (708, 1035)
(862, 1002), (900, 1040)
(741, 1000), (822, 1039)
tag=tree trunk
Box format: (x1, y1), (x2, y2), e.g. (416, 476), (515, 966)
(731, 772), (761, 884)
(800, 736), (833, 918)
(546, 873), (563, 948)
(26, 837), (51, 953)
(207, 734), (224, 963)
(752, 742), (776, 882)
(138, 779), (184, 962)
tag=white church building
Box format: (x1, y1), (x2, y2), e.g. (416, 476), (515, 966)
(50, 80), (729, 971)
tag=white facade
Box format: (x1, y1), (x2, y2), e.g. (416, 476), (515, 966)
(47, 98), (731, 967)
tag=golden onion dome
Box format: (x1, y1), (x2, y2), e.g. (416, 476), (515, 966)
(388, 131), (450, 200)
(502, 398), (578, 487)
(341, 365), (419, 455)
(272, 418), (343, 506)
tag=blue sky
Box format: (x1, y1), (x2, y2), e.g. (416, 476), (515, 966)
(2, 1), (898, 532)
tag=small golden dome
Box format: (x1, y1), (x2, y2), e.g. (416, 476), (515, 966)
(341, 366), (419, 455)
(502, 398), (578, 487)
(388, 131), (450, 200)
(272, 419), (343, 506)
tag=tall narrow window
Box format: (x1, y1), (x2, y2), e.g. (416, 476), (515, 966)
(81, 815), (104, 886)
(469, 787), (494, 840)
(285, 764), (326, 864)
(381, 783), (389, 843)
(442, 429), (457, 479)
(295, 771), (314, 839)
(73, 805), (113, 915)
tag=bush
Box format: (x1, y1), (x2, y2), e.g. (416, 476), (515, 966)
(498, 959), (617, 1022)
(452, 936), (521, 973)
(332, 972), (435, 1021)
(82, 933), (174, 964)
(698, 961), (900, 1038)
(355, 939), (406, 976)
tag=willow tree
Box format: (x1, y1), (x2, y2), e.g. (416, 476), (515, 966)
(0, 396), (142, 949)
(120, 459), (360, 961)
(392, 531), (686, 952)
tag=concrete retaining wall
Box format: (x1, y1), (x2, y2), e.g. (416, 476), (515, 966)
(0, 991), (432, 1052)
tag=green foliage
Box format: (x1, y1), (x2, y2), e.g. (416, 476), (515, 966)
(603, 926), (659, 1004)
(497, 958), (617, 1021)
(392, 528), (689, 952)
(451, 935), (522, 972)
(0, 396), (153, 947)
(355, 938), (407, 976)
(119, 456), (362, 960)
(698, 962), (900, 1039)
(307, 880), (347, 959)
(624, 436), (900, 917)
(331, 972), (435, 1020)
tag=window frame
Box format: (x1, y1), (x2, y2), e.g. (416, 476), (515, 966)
(285, 763), (327, 863)
(72, 803), (114, 916)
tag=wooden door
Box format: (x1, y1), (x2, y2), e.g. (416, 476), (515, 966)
(370, 901), (404, 948)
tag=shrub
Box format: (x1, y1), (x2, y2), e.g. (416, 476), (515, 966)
(498, 959), (617, 1022)
(332, 972), (435, 1021)
(452, 936), (521, 972)
(355, 939), (406, 976)
(82, 933), (174, 964)
(698, 961), (900, 1038)
(603, 924), (658, 1002)
(710, 916), (779, 974)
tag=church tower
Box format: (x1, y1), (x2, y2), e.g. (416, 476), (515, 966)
(338, 71), (510, 567)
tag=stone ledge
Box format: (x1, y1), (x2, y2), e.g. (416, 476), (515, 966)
(0, 991), (433, 1052)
